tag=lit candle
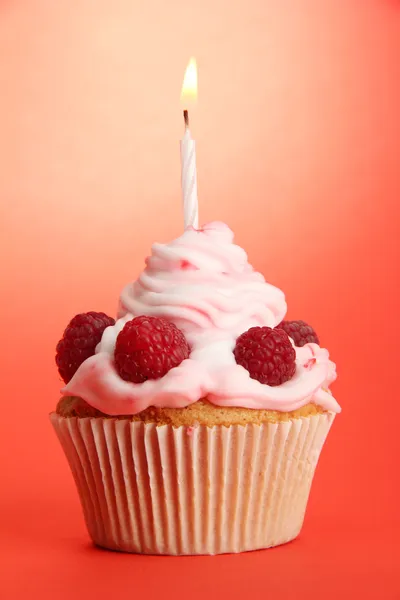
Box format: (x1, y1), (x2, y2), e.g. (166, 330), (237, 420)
(180, 58), (199, 230)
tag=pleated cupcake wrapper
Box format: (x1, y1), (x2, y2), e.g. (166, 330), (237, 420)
(50, 412), (335, 555)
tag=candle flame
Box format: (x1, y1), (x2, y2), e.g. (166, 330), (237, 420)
(181, 58), (197, 107)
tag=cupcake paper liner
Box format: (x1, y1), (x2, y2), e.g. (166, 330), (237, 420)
(50, 411), (335, 555)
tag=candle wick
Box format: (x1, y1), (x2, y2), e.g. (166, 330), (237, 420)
(183, 109), (189, 129)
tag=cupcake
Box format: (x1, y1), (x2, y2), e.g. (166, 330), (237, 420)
(51, 222), (340, 555)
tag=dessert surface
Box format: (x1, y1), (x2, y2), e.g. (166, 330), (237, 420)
(57, 222), (340, 416)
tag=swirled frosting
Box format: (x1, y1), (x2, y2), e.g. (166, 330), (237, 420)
(63, 222), (340, 415)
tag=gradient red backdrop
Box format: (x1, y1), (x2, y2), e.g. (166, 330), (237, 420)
(0, 0), (399, 598)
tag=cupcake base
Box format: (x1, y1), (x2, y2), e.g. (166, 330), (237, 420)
(50, 412), (334, 555)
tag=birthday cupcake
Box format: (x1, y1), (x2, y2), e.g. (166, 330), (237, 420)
(51, 222), (340, 555)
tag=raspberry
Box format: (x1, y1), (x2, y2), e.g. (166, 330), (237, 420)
(56, 312), (115, 383)
(276, 320), (319, 347)
(234, 326), (296, 386)
(114, 316), (190, 383)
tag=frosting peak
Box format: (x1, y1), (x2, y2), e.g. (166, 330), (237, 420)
(63, 223), (340, 416)
(118, 222), (286, 336)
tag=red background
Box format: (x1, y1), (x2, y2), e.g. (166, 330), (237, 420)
(0, 0), (399, 597)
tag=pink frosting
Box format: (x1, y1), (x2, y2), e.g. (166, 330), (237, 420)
(63, 222), (340, 415)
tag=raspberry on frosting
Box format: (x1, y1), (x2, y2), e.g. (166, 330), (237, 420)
(277, 320), (319, 347)
(56, 312), (115, 383)
(114, 316), (190, 383)
(234, 326), (296, 386)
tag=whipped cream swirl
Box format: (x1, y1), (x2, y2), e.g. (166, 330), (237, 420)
(63, 222), (340, 415)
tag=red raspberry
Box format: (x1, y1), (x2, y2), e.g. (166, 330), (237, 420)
(114, 316), (190, 383)
(234, 326), (296, 386)
(56, 312), (115, 383)
(276, 320), (319, 347)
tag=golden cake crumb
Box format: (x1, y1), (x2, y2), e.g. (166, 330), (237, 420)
(56, 396), (326, 427)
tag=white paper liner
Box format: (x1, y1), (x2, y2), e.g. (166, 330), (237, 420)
(50, 411), (335, 555)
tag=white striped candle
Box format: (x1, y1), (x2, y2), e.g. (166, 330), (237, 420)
(180, 58), (199, 230)
(180, 111), (199, 229)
